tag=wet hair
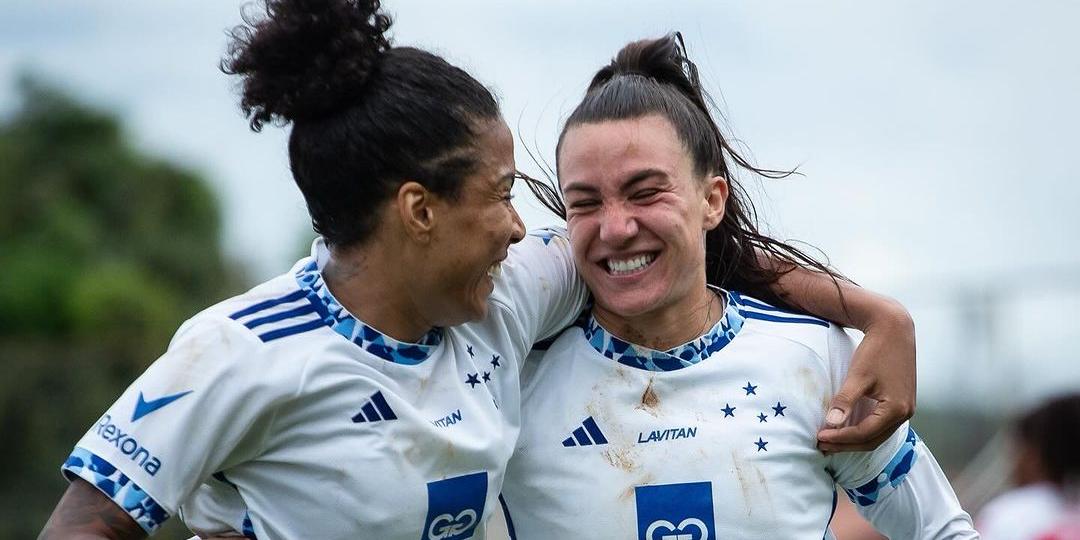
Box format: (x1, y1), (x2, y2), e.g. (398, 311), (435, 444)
(534, 33), (847, 310)
(221, 0), (500, 248)
(1016, 393), (1080, 489)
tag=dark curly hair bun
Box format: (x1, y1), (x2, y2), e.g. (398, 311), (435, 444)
(222, 0), (392, 131)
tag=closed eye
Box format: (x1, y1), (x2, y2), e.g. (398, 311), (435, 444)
(568, 199), (600, 210)
(631, 188), (661, 201)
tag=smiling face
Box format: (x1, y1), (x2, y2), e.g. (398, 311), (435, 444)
(558, 114), (727, 332)
(422, 118), (525, 326)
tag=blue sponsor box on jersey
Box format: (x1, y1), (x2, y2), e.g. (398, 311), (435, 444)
(423, 471), (487, 540)
(635, 481), (715, 540)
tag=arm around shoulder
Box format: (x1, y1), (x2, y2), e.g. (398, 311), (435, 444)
(768, 264), (917, 451)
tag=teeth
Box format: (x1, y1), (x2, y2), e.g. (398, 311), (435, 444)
(488, 262), (502, 278)
(606, 254), (655, 275)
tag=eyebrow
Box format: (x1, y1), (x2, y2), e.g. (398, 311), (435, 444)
(562, 168), (667, 195)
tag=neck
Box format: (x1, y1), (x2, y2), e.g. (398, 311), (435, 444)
(322, 240), (434, 343)
(592, 285), (723, 351)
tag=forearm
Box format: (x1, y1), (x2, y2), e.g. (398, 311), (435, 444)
(39, 478), (147, 540)
(771, 265), (912, 334)
(771, 263), (917, 446)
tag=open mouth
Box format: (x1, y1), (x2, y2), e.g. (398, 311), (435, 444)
(604, 252), (657, 276)
(487, 261), (503, 279)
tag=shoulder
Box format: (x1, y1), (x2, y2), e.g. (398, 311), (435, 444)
(195, 269), (330, 348)
(154, 270), (336, 387)
(730, 291), (838, 356)
(491, 226), (572, 299)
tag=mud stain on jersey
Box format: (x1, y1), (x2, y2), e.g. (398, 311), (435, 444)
(602, 444), (640, 473)
(753, 463), (777, 525)
(795, 366), (823, 400)
(731, 450), (755, 517)
(619, 472), (656, 502)
(404, 444), (420, 467)
(636, 378), (660, 416)
(166, 322), (227, 392)
(789, 364), (831, 420)
(732, 450), (779, 525)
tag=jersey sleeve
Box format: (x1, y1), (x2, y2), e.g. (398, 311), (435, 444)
(490, 227), (588, 351)
(60, 315), (288, 534)
(825, 327), (977, 538)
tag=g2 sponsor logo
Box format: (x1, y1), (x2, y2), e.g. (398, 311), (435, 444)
(427, 509), (477, 539)
(422, 472), (487, 540)
(635, 482), (714, 540)
(645, 518), (709, 540)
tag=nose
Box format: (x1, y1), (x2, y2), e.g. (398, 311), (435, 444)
(598, 202), (638, 246)
(508, 205), (526, 244)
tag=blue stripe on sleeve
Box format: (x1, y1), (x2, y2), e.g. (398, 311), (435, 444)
(229, 289), (308, 320)
(257, 319), (325, 343)
(741, 310), (831, 328)
(242, 303), (319, 329)
(734, 295), (788, 312)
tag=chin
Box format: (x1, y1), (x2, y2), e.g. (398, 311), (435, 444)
(594, 295), (659, 321)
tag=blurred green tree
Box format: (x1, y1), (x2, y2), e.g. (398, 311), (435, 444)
(0, 76), (243, 539)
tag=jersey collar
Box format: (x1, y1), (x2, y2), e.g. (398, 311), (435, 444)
(578, 288), (745, 372)
(293, 239), (441, 365)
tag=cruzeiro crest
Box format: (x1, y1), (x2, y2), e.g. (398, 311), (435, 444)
(635, 481), (715, 540)
(423, 471), (488, 540)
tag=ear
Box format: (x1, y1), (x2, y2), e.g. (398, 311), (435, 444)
(396, 181), (436, 242)
(702, 175), (728, 230)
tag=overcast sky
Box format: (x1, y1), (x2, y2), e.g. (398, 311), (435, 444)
(3, 0), (1078, 409)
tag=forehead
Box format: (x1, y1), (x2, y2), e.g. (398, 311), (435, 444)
(558, 115), (691, 188)
(472, 118), (515, 178)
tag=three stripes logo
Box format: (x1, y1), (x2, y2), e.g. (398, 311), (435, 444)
(351, 391), (397, 423)
(561, 416), (608, 447)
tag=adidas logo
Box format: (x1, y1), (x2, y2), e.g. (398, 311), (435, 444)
(351, 391), (398, 423)
(561, 416), (609, 447)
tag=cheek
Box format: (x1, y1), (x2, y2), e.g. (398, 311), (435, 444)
(485, 205), (514, 240)
(566, 219), (593, 262)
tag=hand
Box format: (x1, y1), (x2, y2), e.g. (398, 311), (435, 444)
(817, 304), (916, 452)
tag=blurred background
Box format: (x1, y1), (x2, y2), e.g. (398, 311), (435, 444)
(2, 0), (1078, 538)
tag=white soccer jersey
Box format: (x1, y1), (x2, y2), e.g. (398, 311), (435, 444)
(61, 229), (586, 539)
(501, 291), (977, 540)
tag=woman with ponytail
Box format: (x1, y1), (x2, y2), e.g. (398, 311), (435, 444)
(41, 2), (917, 537)
(501, 34), (976, 539)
